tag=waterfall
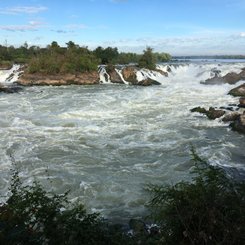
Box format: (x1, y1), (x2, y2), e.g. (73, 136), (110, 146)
(0, 64), (22, 84)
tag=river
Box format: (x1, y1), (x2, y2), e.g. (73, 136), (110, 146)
(0, 61), (245, 221)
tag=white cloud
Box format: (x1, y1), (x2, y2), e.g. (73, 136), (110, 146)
(240, 32), (245, 37)
(0, 21), (44, 32)
(0, 6), (48, 15)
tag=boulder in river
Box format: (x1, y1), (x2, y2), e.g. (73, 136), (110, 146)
(222, 112), (240, 122)
(204, 68), (245, 85)
(228, 83), (245, 97)
(230, 112), (245, 134)
(238, 97), (245, 108)
(206, 107), (226, 120)
(190, 106), (225, 120)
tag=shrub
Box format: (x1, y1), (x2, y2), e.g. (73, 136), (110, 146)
(0, 171), (129, 245)
(147, 148), (245, 244)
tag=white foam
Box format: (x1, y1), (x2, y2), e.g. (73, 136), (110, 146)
(0, 64), (22, 84)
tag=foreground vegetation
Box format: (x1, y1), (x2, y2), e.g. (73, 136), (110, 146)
(0, 42), (171, 74)
(0, 150), (244, 244)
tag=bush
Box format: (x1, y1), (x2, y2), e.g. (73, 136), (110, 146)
(0, 171), (129, 245)
(147, 147), (245, 244)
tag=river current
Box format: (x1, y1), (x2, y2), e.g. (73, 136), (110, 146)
(0, 61), (245, 221)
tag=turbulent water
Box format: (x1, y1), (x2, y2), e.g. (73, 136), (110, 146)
(0, 61), (245, 221)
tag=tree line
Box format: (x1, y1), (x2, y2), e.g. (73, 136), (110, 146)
(0, 41), (171, 74)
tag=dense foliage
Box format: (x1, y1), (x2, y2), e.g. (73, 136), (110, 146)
(138, 47), (157, 70)
(147, 148), (245, 245)
(0, 42), (171, 74)
(0, 170), (129, 245)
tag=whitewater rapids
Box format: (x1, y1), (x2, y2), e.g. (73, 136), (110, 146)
(0, 61), (245, 221)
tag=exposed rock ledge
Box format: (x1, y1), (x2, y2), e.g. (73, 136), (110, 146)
(17, 72), (100, 86)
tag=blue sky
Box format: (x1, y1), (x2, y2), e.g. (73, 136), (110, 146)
(0, 0), (244, 55)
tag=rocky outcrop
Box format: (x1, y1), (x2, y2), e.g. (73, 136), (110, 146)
(230, 112), (245, 134)
(228, 83), (245, 97)
(0, 83), (22, 93)
(238, 97), (245, 108)
(222, 112), (240, 122)
(204, 68), (245, 85)
(106, 68), (124, 84)
(121, 66), (161, 86)
(191, 105), (245, 134)
(190, 107), (207, 114)
(121, 67), (138, 84)
(190, 107), (225, 120)
(17, 72), (100, 86)
(137, 78), (161, 86)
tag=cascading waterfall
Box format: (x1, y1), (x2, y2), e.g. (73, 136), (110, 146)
(0, 64), (22, 84)
(0, 60), (245, 222)
(98, 66), (111, 84)
(115, 68), (129, 84)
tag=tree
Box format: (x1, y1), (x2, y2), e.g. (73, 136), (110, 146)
(138, 47), (156, 70)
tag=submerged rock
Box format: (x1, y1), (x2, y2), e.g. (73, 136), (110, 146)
(190, 107), (207, 114)
(190, 106), (225, 120)
(228, 84), (245, 97)
(206, 107), (225, 120)
(0, 84), (23, 93)
(230, 112), (245, 134)
(137, 78), (161, 86)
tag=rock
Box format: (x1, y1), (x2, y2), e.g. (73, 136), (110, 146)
(17, 72), (100, 86)
(206, 107), (225, 120)
(204, 69), (245, 85)
(0, 84), (23, 93)
(121, 67), (138, 84)
(222, 112), (240, 122)
(219, 106), (234, 111)
(230, 113), (245, 134)
(137, 78), (161, 86)
(238, 97), (245, 108)
(190, 107), (207, 114)
(191, 106), (225, 119)
(155, 69), (168, 77)
(228, 83), (245, 97)
(210, 68), (221, 77)
(106, 66), (124, 84)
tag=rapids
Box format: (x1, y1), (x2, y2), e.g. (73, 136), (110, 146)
(0, 61), (245, 221)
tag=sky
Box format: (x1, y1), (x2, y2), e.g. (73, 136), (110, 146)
(0, 0), (245, 55)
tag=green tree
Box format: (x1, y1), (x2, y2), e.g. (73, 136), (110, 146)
(138, 47), (157, 70)
(147, 148), (245, 244)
